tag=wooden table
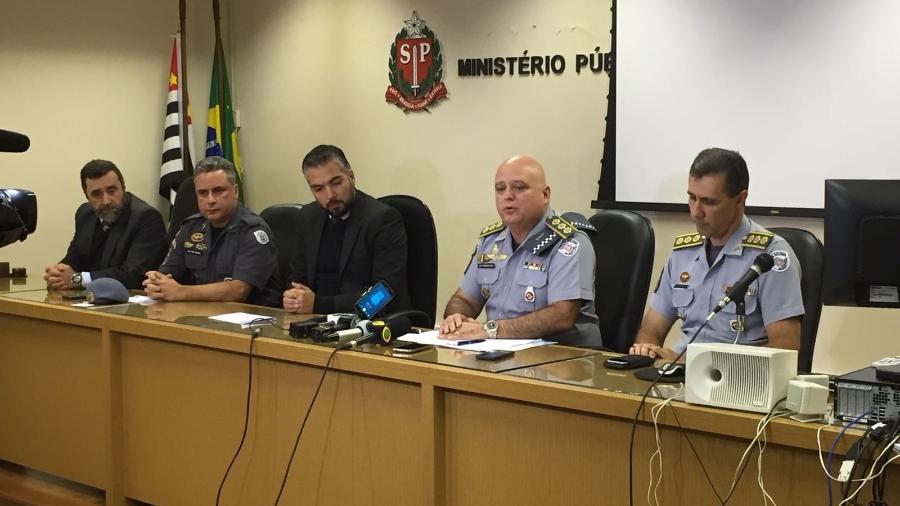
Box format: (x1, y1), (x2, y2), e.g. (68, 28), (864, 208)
(0, 288), (893, 506)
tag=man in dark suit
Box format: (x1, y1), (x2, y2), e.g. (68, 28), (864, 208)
(44, 160), (167, 290)
(283, 145), (410, 314)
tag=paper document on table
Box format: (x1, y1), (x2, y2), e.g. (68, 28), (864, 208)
(397, 330), (554, 351)
(209, 312), (276, 328)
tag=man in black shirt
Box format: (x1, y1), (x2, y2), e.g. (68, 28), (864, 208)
(44, 160), (167, 290)
(283, 145), (409, 314)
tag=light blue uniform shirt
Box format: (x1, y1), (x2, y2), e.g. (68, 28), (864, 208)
(649, 216), (804, 354)
(458, 209), (602, 348)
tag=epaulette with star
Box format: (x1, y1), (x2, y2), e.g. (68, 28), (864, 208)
(478, 220), (506, 238)
(523, 214), (580, 256)
(672, 232), (703, 250)
(560, 212), (597, 235)
(741, 231), (774, 250)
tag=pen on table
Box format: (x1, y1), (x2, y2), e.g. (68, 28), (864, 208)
(455, 339), (485, 346)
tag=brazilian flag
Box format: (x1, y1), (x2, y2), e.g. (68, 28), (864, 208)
(205, 36), (244, 203)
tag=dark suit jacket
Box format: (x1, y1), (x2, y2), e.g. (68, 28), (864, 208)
(290, 190), (410, 314)
(62, 192), (168, 289)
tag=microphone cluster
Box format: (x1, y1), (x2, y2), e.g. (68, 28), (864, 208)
(334, 314), (412, 349)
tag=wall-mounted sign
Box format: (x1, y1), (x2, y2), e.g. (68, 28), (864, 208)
(385, 11), (448, 112)
(458, 48), (611, 77)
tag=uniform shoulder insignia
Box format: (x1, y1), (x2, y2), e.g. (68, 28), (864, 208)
(241, 213), (266, 226)
(741, 231), (774, 250)
(672, 232), (703, 250)
(478, 221), (506, 238)
(560, 212), (597, 235)
(546, 215), (577, 239)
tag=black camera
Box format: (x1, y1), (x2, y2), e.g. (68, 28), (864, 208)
(0, 189), (37, 249)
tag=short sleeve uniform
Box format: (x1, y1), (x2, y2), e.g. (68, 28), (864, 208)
(649, 216), (804, 354)
(458, 209), (602, 348)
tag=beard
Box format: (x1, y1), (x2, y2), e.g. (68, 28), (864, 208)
(326, 187), (357, 218)
(95, 205), (123, 225)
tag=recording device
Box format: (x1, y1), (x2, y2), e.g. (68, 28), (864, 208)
(337, 314), (412, 349)
(288, 315), (355, 342)
(354, 280), (394, 319)
(0, 129), (37, 251)
(288, 315), (328, 339)
(712, 253), (775, 313)
(331, 319), (374, 341)
(0, 130), (30, 153)
(0, 189), (38, 249)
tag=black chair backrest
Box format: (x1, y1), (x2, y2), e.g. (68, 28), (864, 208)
(588, 210), (655, 353)
(769, 227), (823, 373)
(378, 195), (438, 327)
(259, 204), (304, 291)
(167, 176), (199, 243)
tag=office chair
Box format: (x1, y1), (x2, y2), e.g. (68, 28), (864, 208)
(769, 227), (824, 373)
(259, 204), (305, 290)
(378, 195), (438, 327)
(588, 210), (655, 353)
(167, 176), (198, 243)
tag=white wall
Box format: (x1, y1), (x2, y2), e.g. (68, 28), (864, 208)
(1, 0), (896, 375)
(0, 0), (215, 269)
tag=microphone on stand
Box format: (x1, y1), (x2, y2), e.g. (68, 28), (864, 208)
(711, 253), (775, 315)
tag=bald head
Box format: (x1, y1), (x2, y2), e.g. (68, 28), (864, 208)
(495, 155), (547, 187)
(494, 155), (551, 238)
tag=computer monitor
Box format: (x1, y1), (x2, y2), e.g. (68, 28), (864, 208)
(824, 179), (900, 308)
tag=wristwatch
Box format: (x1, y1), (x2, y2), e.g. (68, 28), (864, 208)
(483, 320), (499, 339)
(70, 272), (83, 288)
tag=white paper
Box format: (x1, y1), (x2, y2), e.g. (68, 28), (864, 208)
(129, 295), (153, 305)
(209, 312), (276, 328)
(396, 330), (554, 352)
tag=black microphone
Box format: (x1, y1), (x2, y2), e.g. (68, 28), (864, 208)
(0, 130), (30, 153)
(712, 253), (775, 314)
(339, 315), (412, 349)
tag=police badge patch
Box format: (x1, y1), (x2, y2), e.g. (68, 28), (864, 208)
(254, 230), (270, 245)
(771, 250), (790, 272)
(557, 238), (579, 257)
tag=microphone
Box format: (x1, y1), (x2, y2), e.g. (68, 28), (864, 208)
(712, 253), (775, 314)
(0, 130), (30, 153)
(338, 315), (412, 349)
(330, 319), (373, 341)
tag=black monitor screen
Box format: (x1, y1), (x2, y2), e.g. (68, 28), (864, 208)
(824, 179), (900, 308)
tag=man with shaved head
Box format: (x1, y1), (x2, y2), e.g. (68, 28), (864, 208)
(438, 155), (602, 347)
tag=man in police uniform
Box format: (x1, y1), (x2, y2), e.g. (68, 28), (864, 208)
(143, 156), (282, 307)
(438, 155), (602, 348)
(630, 148), (804, 361)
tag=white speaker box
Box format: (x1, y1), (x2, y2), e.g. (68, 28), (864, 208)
(685, 343), (799, 413)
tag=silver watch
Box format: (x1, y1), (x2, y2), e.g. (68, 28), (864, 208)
(483, 320), (499, 339)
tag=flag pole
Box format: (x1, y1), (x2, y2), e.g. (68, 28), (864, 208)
(178, 0), (194, 173)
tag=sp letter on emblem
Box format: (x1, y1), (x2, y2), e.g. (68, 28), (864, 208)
(385, 11), (448, 112)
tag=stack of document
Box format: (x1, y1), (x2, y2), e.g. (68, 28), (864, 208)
(397, 330), (554, 352)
